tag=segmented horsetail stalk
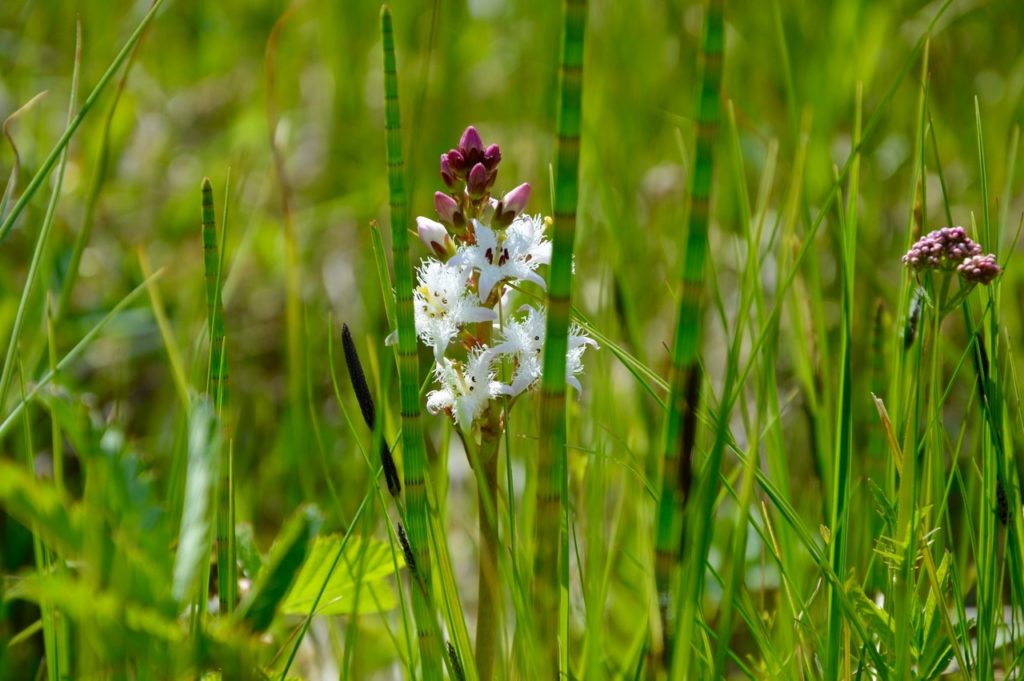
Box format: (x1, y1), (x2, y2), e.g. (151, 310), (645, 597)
(534, 0), (587, 676)
(653, 0), (722, 669)
(341, 323), (401, 497)
(201, 179), (229, 409)
(200, 178), (236, 614)
(380, 8), (443, 680)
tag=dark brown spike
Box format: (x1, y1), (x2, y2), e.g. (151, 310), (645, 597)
(342, 323), (376, 429)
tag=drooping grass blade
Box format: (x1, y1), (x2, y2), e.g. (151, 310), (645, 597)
(534, 0), (587, 676)
(380, 7), (444, 680)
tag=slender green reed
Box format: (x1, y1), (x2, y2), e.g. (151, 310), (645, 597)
(893, 42), (930, 681)
(824, 83), (861, 679)
(54, 23), (144, 326)
(201, 178), (236, 614)
(0, 0), (165, 244)
(380, 7), (443, 679)
(0, 21), (81, 417)
(534, 0), (587, 676)
(652, 0), (722, 670)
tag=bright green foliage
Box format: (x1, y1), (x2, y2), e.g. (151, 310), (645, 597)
(281, 535), (404, 616)
(3, 1), (1024, 679)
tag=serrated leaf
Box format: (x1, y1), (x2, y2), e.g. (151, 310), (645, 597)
(281, 535), (404, 616)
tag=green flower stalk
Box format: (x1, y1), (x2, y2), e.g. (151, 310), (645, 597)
(399, 121), (597, 679)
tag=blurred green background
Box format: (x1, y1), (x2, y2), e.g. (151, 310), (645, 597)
(2, 0), (1024, 677)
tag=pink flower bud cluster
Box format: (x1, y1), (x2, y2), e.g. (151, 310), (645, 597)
(440, 126), (502, 198)
(902, 226), (1001, 285)
(957, 254), (1001, 284)
(418, 126), (532, 255)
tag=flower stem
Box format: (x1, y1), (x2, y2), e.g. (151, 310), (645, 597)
(474, 319), (503, 680)
(475, 434), (501, 681)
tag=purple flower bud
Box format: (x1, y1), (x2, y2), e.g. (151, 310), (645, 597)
(416, 217), (454, 258)
(483, 143), (501, 169)
(467, 162), (489, 199)
(501, 183), (530, 215)
(434, 191), (460, 224)
(459, 126), (484, 156)
(903, 225), (987, 274)
(440, 154), (456, 188)
(446, 149), (466, 174)
(958, 253), (1001, 285)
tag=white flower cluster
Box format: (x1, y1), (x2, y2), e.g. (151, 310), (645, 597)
(394, 126), (597, 430)
(410, 215), (597, 429)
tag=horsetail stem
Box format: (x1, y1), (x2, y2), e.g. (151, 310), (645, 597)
(534, 0), (587, 676)
(341, 323), (401, 497)
(380, 8), (443, 680)
(653, 0), (723, 671)
(200, 178), (236, 614)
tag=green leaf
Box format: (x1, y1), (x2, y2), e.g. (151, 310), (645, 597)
(846, 578), (895, 655)
(235, 523), (263, 579)
(8, 573), (182, 643)
(235, 504), (321, 633)
(172, 397), (221, 603)
(0, 460), (82, 556)
(281, 535), (404, 616)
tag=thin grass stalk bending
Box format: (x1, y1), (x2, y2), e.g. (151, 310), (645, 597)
(652, 0), (723, 669)
(380, 7), (443, 680)
(534, 0), (587, 676)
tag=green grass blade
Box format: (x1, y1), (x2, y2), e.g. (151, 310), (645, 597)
(534, 0), (587, 675)
(0, 0), (165, 244)
(0, 22), (82, 416)
(0, 270), (161, 442)
(654, 0), (723, 671)
(172, 397), (221, 604)
(380, 7), (444, 679)
(824, 83), (862, 679)
(201, 178), (237, 614)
